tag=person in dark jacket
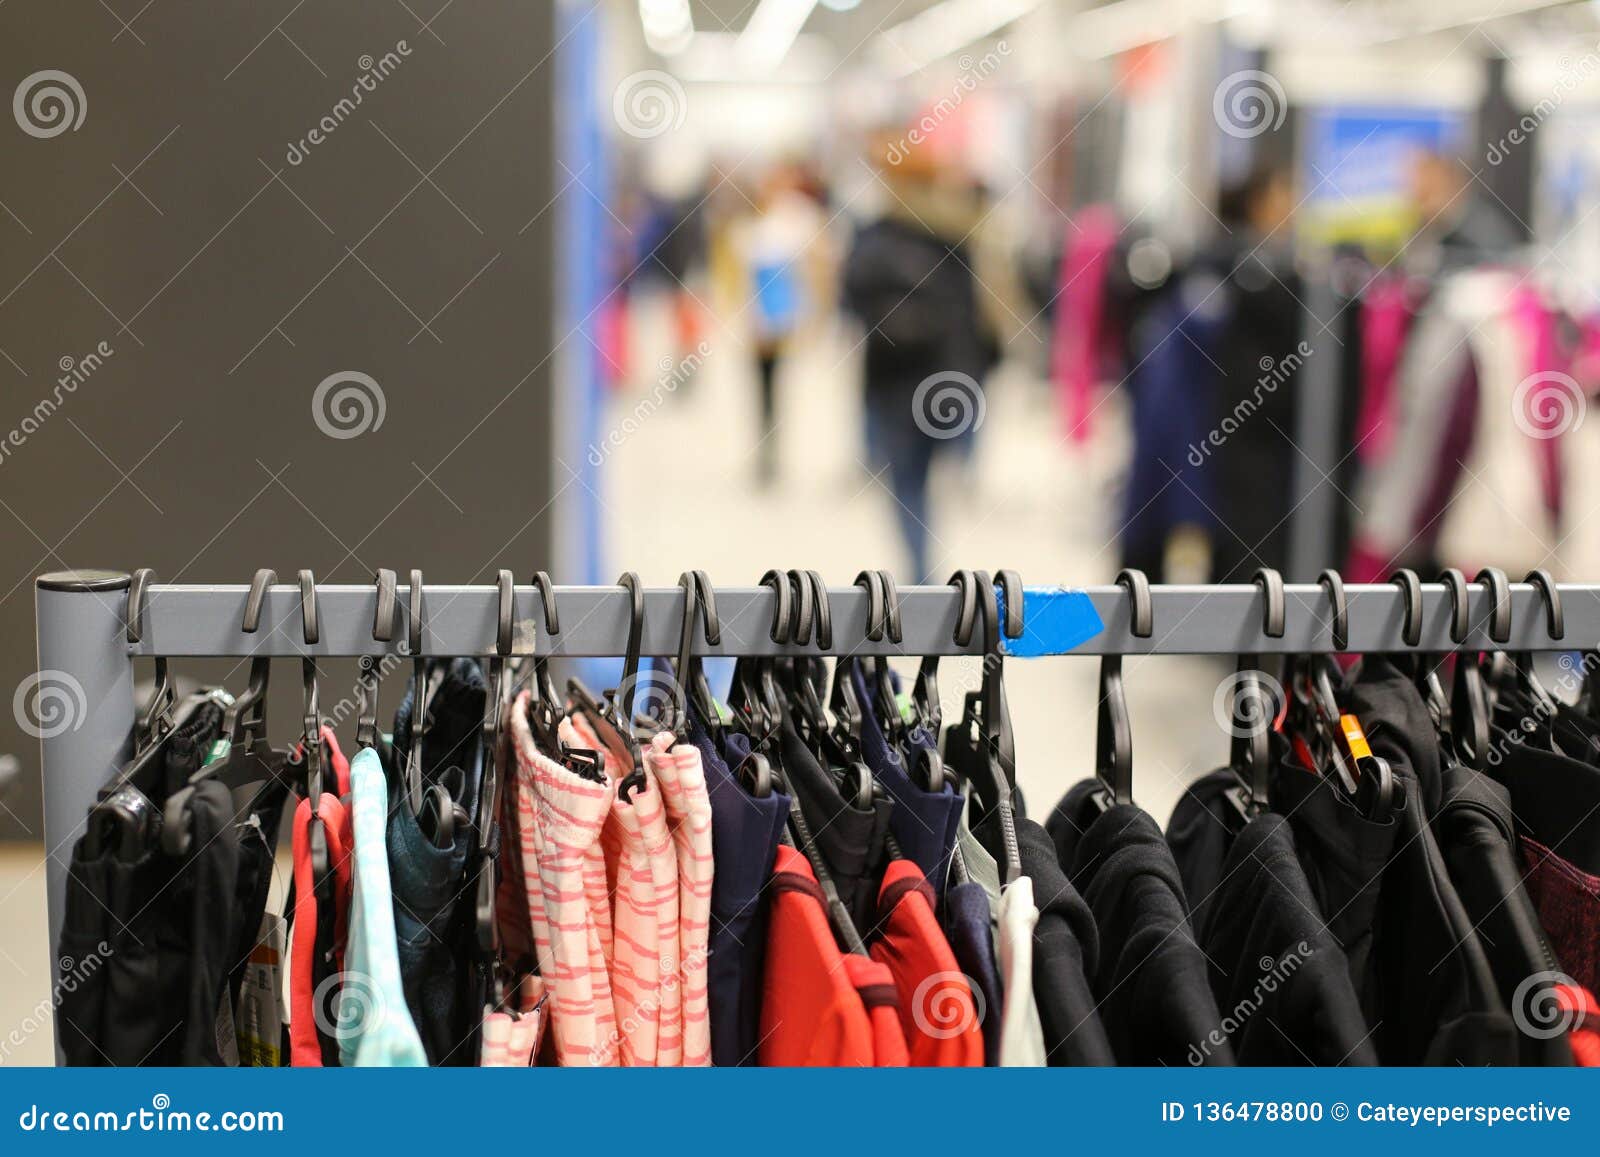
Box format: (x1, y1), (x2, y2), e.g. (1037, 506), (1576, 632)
(843, 138), (992, 580)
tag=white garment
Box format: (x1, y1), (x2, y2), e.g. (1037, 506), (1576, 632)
(994, 865), (1048, 1067)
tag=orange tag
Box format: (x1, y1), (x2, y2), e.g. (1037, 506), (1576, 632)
(1339, 714), (1372, 761)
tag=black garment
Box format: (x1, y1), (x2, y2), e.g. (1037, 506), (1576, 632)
(1268, 757), (1394, 1026)
(59, 697), (233, 1066)
(1434, 760), (1574, 1065)
(1490, 731), (1600, 877)
(1048, 783), (1233, 1065)
(387, 659), (486, 1065)
(1014, 817), (1114, 1066)
(943, 880), (1002, 1066)
(850, 661), (963, 894)
(691, 714), (791, 1066)
(1195, 811), (1377, 1065)
(1343, 657), (1519, 1064)
(776, 711), (891, 934)
(1162, 768), (1244, 932)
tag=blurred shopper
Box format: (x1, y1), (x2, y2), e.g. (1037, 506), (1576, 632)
(1408, 149), (1521, 273)
(734, 164), (828, 485)
(1206, 163), (1306, 583)
(843, 136), (992, 580)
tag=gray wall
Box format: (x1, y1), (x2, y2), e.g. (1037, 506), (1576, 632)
(0, 1), (557, 839)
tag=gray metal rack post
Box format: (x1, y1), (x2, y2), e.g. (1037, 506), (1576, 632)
(33, 569), (1595, 1032)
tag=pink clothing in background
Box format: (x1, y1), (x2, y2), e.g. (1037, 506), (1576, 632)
(1051, 205), (1119, 445)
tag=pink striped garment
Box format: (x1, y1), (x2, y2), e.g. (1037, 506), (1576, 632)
(509, 691), (618, 1066)
(569, 711), (684, 1065)
(645, 732), (715, 1066)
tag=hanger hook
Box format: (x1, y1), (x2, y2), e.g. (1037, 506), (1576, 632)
(1252, 568), (1285, 638)
(759, 568), (792, 644)
(1317, 569), (1349, 651)
(1439, 568), (1470, 646)
(529, 571), (560, 636)
(1474, 567), (1511, 645)
(878, 570), (904, 644)
(126, 567), (156, 645)
(1390, 569), (1423, 648)
(298, 569), (319, 646)
(495, 570), (514, 657)
(692, 570), (721, 645)
(243, 568), (277, 634)
(948, 569), (979, 648)
(371, 568), (397, 642)
(615, 572), (645, 725)
(853, 570), (886, 642)
(1524, 569), (1564, 640)
(993, 569), (1024, 640)
(407, 570), (424, 657)
(787, 568), (815, 646)
(1116, 568), (1153, 639)
(801, 570), (830, 650)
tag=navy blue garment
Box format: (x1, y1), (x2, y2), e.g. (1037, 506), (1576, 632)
(387, 658), (485, 1066)
(943, 879), (1003, 1066)
(688, 711), (791, 1066)
(1118, 278), (1224, 577)
(849, 661), (963, 895)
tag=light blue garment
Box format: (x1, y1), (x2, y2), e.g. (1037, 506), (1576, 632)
(340, 746), (429, 1067)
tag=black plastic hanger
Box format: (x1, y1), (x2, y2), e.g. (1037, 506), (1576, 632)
(356, 568), (399, 752)
(1225, 569), (1283, 821)
(161, 568), (286, 856)
(1441, 567), (1490, 770)
(1090, 569), (1149, 812)
(474, 570), (515, 955)
(942, 569), (1022, 886)
(401, 570), (456, 849)
(297, 570), (333, 898)
(729, 569), (791, 745)
(569, 573), (651, 802)
(907, 574), (977, 795)
(859, 569), (904, 746)
(82, 570), (193, 860)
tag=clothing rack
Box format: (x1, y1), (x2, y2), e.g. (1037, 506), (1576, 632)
(31, 568), (1591, 995)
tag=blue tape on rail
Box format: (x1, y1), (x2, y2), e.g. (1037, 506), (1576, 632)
(996, 585), (1104, 656)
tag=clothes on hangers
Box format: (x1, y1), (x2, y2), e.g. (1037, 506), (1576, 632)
(341, 746), (428, 1067)
(962, 811), (1048, 1065)
(507, 691), (619, 1067)
(289, 744), (354, 1067)
(1049, 784), (1233, 1065)
(852, 661), (964, 893)
(869, 859), (984, 1066)
(760, 844), (906, 1066)
(644, 730), (715, 1066)
(386, 661), (486, 1065)
(693, 716), (790, 1067)
(1014, 817), (1115, 1066)
(942, 877), (1004, 1066)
